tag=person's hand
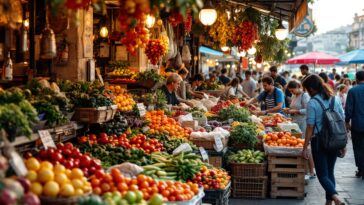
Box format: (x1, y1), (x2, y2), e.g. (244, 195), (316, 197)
(339, 147), (347, 158)
(346, 122), (351, 132)
(289, 109), (299, 114)
(283, 108), (290, 114)
(302, 147), (310, 160)
(256, 111), (265, 116)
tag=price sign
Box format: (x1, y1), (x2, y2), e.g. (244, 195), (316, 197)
(199, 147), (209, 161)
(38, 130), (56, 149)
(9, 151), (27, 176)
(228, 119), (234, 124)
(173, 143), (192, 155)
(213, 135), (224, 152)
(137, 103), (146, 117)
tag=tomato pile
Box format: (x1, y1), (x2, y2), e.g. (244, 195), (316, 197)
(90, 169), (199, 202)
(30, 143), (102, 177)
(184, 10), (192, 34)
(264, 131), (304, 147)
(78, 133), (164, 154)
(188, 166), (230, 190)
(145, 110), (191, 139)
(119, 0), (150, 55)
(260, 114), (290, 127)
(145, 39), (167, 65)
(233, 20), (258, 51)
(25, 158), (92, 197)
(210, 100), (234, 114)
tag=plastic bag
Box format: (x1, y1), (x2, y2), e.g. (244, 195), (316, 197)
(176, 51), (182, 68)
(107, 162), (143, 178)
(163, 23), (174, 61)
(182, 44), (191, 63)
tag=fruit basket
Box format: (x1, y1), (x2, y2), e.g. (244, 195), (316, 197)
(191, 137), (228, 151)
(72, 105), (117, 124)
(202, 182), (231, 205)
(39, 192), (91, 205)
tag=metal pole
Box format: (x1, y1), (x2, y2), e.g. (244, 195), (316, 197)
(29, 0), (36, 71)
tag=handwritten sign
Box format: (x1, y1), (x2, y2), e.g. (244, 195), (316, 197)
(173, 143), (192, 155)
(199, 147), (209, 161)
(213, 135), (224, 152)
(38, 130), (56, 149)
(137, 103), (146, 117)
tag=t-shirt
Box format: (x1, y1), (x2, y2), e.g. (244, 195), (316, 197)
(219, 75), (231, 85)
(160, 86), (180, 105)
(242, 79), (256, 98)
(273, 75), (287, 87)
(256, 88), (286, 112)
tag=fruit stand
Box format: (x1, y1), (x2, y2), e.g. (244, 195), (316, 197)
(0, 0), (309, 205)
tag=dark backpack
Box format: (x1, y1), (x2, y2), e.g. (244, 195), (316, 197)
(312, 97), (347, 151)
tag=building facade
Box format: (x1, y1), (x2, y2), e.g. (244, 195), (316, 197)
(349, 13), (364, 49)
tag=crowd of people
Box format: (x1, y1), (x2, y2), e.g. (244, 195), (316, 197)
(159, 65), (364, 205)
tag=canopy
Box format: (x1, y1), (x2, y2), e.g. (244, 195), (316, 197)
(336, 49), (364, 65)
(286, 51), (341, 65)
(199, 46), (224, 57)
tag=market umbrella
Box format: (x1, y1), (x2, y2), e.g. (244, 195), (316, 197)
(336, 49), (364, 65)
(286, 51), (341, 65)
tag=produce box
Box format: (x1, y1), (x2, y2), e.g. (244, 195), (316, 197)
(232, 176), (268, 199)
(73, 105), (117, 124)
(165, 187), (204, 205)
(263, 143), (304, 155)
(230, 162), (267, 178)
(52, 122), (77, 143)
(268, 154), (306, 173)
(181, 120), (198, 130)
(230, 142), (264, 151)
(191, 137), (228, 151)
(207, 148), (228, 168)
(270, 172), (305, 199)
(203, 182), (231, 205)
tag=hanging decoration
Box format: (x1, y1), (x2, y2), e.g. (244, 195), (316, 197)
(184, 10), (193, 34)
(119, 0), (150, 55)
(145, 39), (167, 65)
(255, 53), (263, 64)
(65, 0), (92, 10)
(233, 20), (258, 51)
(208, 10), (229, 47)
(168, 11), (184, 27)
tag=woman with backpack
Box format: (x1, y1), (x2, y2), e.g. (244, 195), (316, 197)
(302, 74), (346, 205)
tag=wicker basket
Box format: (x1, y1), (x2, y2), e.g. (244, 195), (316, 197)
(230, 162), (267, 178)
(73, 105), (117, 124)
(191, 138), (228, 150)
(138, 80), (156, 89)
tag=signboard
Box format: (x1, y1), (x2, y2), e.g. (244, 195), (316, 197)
(38, 130), (56, 149)
(289, 0), (308, 32)
(293, 15), (314, 37)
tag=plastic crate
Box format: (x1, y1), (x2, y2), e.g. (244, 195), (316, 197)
(230, 162), (267, 178)
(203, 182), (231, 205)
(232, 176), (267, 199)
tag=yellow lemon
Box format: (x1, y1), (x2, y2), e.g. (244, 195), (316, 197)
(54, 173), (68, 185)
(60, 184), (75, 197)
(70, 168), (83, 179)
(74, 188), (84, 196)
(37, 169), (54, 183)
(54, 164), (66, 174)
(30, 182), (43, 195)
(71, 179), (83, 190)
(43, 181), (60, 197)
(26, 170), (38, 182)
(40, 161), (53, 170)
(25, 158), (40, 171)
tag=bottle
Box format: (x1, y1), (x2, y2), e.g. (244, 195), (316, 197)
(3, 52), (13, 80)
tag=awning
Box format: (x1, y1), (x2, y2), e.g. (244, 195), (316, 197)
(199, 46), (224, 57)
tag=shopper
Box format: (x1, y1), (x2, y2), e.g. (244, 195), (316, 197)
(343, 79), (352, 91)
(283, 71), (292, 83)
(186, 74), (206, 99)
(242, 70), (257, 98)
(245, 76), (285, 115)
(218, 68), (231, 85)
(302, 74), (346, 205)
(336, 84), (348, 110)
(345, 70), (364, 179)
(300, 64), (311, 82)
(319, 72), (335, 91)
(222, 78), (240, 99)
(329, 68), (337, 80)
(269, 66), (287, 88)
(284, 80), (316, 178)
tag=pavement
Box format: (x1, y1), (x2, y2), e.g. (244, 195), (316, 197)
(229, 139), (364, 205)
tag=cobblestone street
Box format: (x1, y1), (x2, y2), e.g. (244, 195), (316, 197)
(230, 139), (364, 205)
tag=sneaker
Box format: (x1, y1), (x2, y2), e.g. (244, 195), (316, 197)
(309, 174), (317, 179)
(355, 170), (362, 178)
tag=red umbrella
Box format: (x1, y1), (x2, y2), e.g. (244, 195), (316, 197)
(286, 51), (341, 65)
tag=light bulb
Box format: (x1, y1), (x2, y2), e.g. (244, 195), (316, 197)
(146, 14), (156, 28)
(221, 46), (229, 52)
(100, 26), (109, 38)
(238, 51), (246, 57)
(248, 47), (257, 55)
(199, 8), (217, 26)
(275, 20), (287, 40)
(23, 19), (29, 29)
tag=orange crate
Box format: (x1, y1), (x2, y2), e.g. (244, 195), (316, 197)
(230, 162), (267, 178)
(232, 176), (267, 199)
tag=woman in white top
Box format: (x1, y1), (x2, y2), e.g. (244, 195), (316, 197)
(223, 78), (249, 99)
(284, 80), (316, 178)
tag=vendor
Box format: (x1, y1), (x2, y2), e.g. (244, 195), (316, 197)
(186, 74), (206, 99)
(245, 76), (286, 115)
(176, 68), (189, 100)
(160, 73), (183, 105)
(222, 78), (249, 99)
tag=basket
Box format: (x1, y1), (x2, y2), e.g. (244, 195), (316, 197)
(203, 182), (231, 205)
(230, 162), (267, 178)
(138, 79), (156, 89)
(52, 122), (77, 143)
(39, 192), (91, 205)
(73, 105), (117, 124)
(232, 176), (267, 199)
(191, 137), (228, 150)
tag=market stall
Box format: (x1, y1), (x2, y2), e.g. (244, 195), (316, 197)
(0, 0), (309, 205)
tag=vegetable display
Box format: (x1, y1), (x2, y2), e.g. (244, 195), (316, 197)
(136, 70), (165, 84)
(152, 134), (197, 153)
(264, 131), (304, 147)
(142, 152), (203, 181)
(188, 166), (230, 190)
(218, 105), (250, 122)
(229, 122), (258, 146)
(101, 190), (163, 205)
(228, 150), (265, 164)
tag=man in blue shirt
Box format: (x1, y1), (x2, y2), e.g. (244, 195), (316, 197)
(245, 76), (285, 115)
(345, 70), (364, 179)
(218, 68), (231, 85)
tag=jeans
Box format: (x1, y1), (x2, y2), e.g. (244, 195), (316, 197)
(351, 130), (364, 173)
(311, 137), (338, 200)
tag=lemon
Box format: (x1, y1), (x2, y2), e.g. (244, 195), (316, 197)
(54, 164), (66, 173)
(65, 169), (72, 178)
(26, 170), (38, 182)
(60, 184), (75, 197)
(25, 158), (40, 171)
(74, 188), (84, 196)
(43, 181), (60, 197)
(71, 179), (83, 189)
(70, 168), (83, 179)
(40, 161), (53, 170)
(30, 182), (43, 195)
(37, 169), (54, 183)
(54, 173), (69, 185)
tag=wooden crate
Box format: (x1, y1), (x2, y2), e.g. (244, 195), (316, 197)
(207, 148), (228, 168)
(230, 162), (267, 178)
(270, 182), (305, 199)
(73, 106), (117, 124)
(191, 137), (228, 150)
(271, 172), (305, 184)
(268, 154), (306, 173)
(232, 177), (267, 199)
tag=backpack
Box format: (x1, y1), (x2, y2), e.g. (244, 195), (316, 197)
(312, 97), (347, 151)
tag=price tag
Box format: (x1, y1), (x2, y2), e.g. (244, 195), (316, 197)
(9, 151), (27, 176)
(137, 103), (146, 117)
(199, 147), (209, 161)
(38, 130), (56, 149)
(213, 135), (224, 152)
(172, 143), (192, 155)
(142, 126), (150, 133)
(228, 119), (234, 124)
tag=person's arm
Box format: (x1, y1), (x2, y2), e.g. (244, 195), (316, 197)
(237, 85), (250, 98)
(246, 91), (263, 105)
(303, 101), (316, 159)
(291, 93), (309, 115)
(345, 90), (353, 130)
(264, 89), (284, 114)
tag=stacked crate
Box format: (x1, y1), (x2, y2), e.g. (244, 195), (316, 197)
(230, 162), (268, 199)
(268, 154), (306, 199)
